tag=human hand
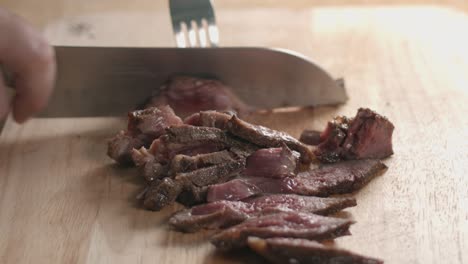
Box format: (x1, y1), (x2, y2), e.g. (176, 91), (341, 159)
(0, 8), (56, 123)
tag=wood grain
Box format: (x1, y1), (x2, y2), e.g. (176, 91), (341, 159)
(1, 5), (467, 264)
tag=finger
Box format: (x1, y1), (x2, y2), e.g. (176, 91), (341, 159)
(0, 9), (56, 123)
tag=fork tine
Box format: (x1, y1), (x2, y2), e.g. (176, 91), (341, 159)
(172, 22), (187, 48)
(207, 21), (219, 47)
(187, 20), (198, 47)
(169, 0), (219, 47)
(198, 19), (208, 48)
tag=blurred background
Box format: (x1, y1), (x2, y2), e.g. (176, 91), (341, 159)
(1, 0), (466, 49)
(2, 0), (466, 30)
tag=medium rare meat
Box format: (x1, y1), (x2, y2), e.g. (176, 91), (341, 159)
(107, 131), (145, 165)
(207, 177), (296, 202)
(175, 159), (245, 188)
(105, 104), (392, 263)
(244, 194), (356, 215)
(315, 108), (394, 162)
(314, 116), (350, 163)
(248, 237), (383, 264)
(127, 106), (183, 139)
(294, 159), (387, 196)
(158, 125), (257, 161)
(170, 150), (236, 174)
(170, 200), (250, 232)
(131, 147), (168, 182)
(176, 186), (210, 207)
(143, 159), (245, 211)
(107, 106), (182, 165)
(341, 108), (394, 159)
(184, 110), (233, 130)
(143, 178), (182, 211)
(299, 129), (322, 146)
(243, 146), (299, 178)
(227, 116), (314, 164)
(144, 76), (250, 118)
(207, 159), (387, 201)
(169, 195), (356, 232)
(211, 212), (354, 250)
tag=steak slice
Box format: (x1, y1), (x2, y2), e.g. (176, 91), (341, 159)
(314, 115), (351, 163)
(315, 108), (394, 162)
(184, 110), (233, 130)
(170, 150), (236, 174)
(107, 105), (182, 165)
(131, 147), (168, 182)
(207, 177), (296, 202)
(157, 125), (258, 161)
(244, 194), (356, 215)
(143, 178), (183, 211)
(107, 131), (145, 165)
(176, 185), (209, 207)
(144, 159), (245, 211)
(211, 212), (354, 250)
(169, 195), (356, 232)
(227, 116), (314, 164)
(144, 76), (250, 118)
(295, 159), (387, 196)
(175, 159), (245, 188)
(170, 200), (250, 232)
(248, 237), (383, 264)
(127, 105), (183, 138)
(299, 129), (322, 146)
(207, 159), (387, 201)
(243, 146), (299, 178)
(341, 108), (394, 160)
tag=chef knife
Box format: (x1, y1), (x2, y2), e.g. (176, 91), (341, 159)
(5, 46), (348, 117)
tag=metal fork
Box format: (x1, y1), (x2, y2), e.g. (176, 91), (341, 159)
(169, 0), (219, 48)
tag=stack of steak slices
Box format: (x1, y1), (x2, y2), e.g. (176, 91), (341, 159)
(107, 106), (394, 264)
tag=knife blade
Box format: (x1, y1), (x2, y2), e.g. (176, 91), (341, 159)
(37, 46), (347, 117)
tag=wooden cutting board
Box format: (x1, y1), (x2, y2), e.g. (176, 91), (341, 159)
(1, 6), (467, 264)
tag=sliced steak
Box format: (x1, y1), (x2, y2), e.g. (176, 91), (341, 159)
(158, 125), (258, 161)
(244, 194), (356, 215)
(315, 108), (394, 162)
(314, 116), (350, 163)
(155, 126), (228, 162)
(227, 116), (314, 164)
(207, 178), (263, 202)
(211, 212), (354, 250)
(207, 159), (387, 201)
(170, 150), (236, 174)
(207, 177), (296, 202)
(184, 110), (233, 130)
(169, 195), (356, 232)
(127, 105), (183, 138)
(295, 159), (387, 196)
(243, 146), (299, 178)
(341, 108), (394, 160)
(131, 147), (168, 182)
(144, 159), (245, 211)
(299, 129), (322, 146)
(107, 131), (145, 165)
(165, 125), (230, 144)
(170, 200), (250, 232)
(107, 105), (182, 165)
(176, 186), (209, 207)
(143, 178), (183, 211)
(248, 237), (383, 264)
(144, 76), (250, 118)
(175, 159), (245, 188)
